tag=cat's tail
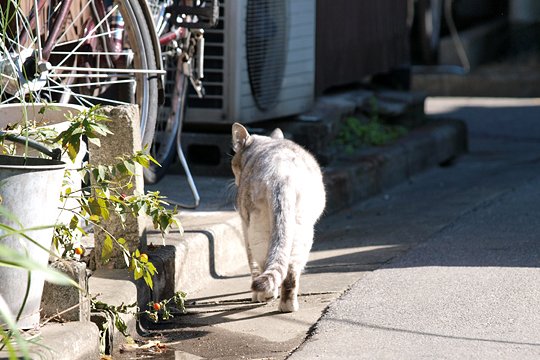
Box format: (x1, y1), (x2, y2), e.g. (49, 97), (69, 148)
(251, 184), (294, 295)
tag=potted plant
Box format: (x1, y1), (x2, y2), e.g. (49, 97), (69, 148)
(0, 104), (180, 334)
(0, 118), (67, 330)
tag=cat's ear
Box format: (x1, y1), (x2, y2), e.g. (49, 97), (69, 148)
(270, 128), (284, 139)
(232, 123), (253, 153)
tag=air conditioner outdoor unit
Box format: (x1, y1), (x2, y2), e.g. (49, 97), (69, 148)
(185, 0), (316, 125)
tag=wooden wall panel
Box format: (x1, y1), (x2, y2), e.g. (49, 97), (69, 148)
(315, 0), (410, 94)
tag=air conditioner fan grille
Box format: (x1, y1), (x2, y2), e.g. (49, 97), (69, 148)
(246, 0), (288, 111)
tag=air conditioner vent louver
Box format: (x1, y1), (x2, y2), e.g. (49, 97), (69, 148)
(245, 0), (288, 111)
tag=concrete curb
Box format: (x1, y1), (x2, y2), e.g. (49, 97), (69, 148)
(139, 212), (246, 312)
(0, 321), (100, 360)
(325, 119), (467, 213)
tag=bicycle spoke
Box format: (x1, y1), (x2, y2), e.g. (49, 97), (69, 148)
(33, 0), (42, 60)
(45, 87), (131, 106)
(46, 76), (100, 107)
(50, 51), (130, 57)
(52, 66), (164, 75)
(47, 78), (135, 89)
(55, 29), (122, 48)
(55, 0), (94, 45)
(54, 3), (119, 69)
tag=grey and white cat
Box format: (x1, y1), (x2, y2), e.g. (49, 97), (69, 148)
(231, 123), (326, 312)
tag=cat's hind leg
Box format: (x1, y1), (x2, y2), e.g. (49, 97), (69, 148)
(278, 224), (313, 312)
(246, 210), (276, 302)
(279, 265), (300, 312)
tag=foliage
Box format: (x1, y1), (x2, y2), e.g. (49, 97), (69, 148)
(0, 105), (187, 354)
(91, 290), (187, 351)
(0, 219), (78, 360)
(146, 291), (187, 322)
(335, 97), (408, 153)
(0, 105), (181, 289)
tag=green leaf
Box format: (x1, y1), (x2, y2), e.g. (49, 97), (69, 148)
(71, 127), (84, 135)
(143, 272), (153, 289)
(97, 165), (106, 181)
(133, 266), (143, 280)
(66, 142), (79, 162)
(113, 314), (129, 337)
(0, 296), (31, 359)
(146, 262), (157, 275)
(122, 251), (131, 267)
(96, 197), (109, 220)
(147, 153), (161, 166)
(0, 245), (77, 286)
(69, 215), (79, 230)
(134, 155), (149, 168)
(89, 214), (100, 223)
(88, 137), (101, 147)
(123, 160), (136, 175)
(102, 235), (114, 263)
(92, 123), (113, 137)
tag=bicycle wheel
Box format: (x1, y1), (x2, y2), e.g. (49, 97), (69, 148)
(144, 55), (188, 184)
(0, 0), (159, 149)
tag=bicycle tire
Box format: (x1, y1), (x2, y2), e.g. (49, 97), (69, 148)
(144, 62), (189, 184)
(0, 0), (159, 150)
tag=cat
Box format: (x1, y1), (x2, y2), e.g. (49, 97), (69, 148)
(231, 123), (326, 312)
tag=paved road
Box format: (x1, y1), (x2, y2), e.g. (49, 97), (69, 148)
(290, 97), (540, 359)
(136, 97), (540, 359)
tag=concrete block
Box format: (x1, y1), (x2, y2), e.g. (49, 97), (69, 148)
(323, 168), (354, 214)
(9, 322), (101, 360)
(89, 105), (145, 269)
(439, 18), (507, 69)
(378, 146), (410, 189)
(41, 260), (90, 322)
(317, 95), (358, 115)
(431, 120), (468, 163)
(138, 212), (246, 320)
(271, 117), (340, 166)
(355, 90), (427, 128)
(88, 269), (138, 355)
(401, 133), (437, 175)
(343, 89), (376, 109)
(299, 93), (361, 123)
(351, 161), (381, 201)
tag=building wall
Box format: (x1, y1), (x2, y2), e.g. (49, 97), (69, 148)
(316, 0), (410, 94)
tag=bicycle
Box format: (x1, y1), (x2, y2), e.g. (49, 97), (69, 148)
(145, 0), (218, 194)
(0, 0), (218, 207)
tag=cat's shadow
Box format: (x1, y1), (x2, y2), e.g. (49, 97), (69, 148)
(156, 295), (282, 329)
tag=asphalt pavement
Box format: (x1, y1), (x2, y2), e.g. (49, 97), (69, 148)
(289, 97), (540, 359)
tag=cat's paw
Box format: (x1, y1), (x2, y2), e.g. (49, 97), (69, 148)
(252, 290), (277, 303)
(278, 298), (299, 313)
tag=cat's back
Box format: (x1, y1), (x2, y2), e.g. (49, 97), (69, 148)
(244, 135), (322, 182)
(232, 123), (326, 222)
